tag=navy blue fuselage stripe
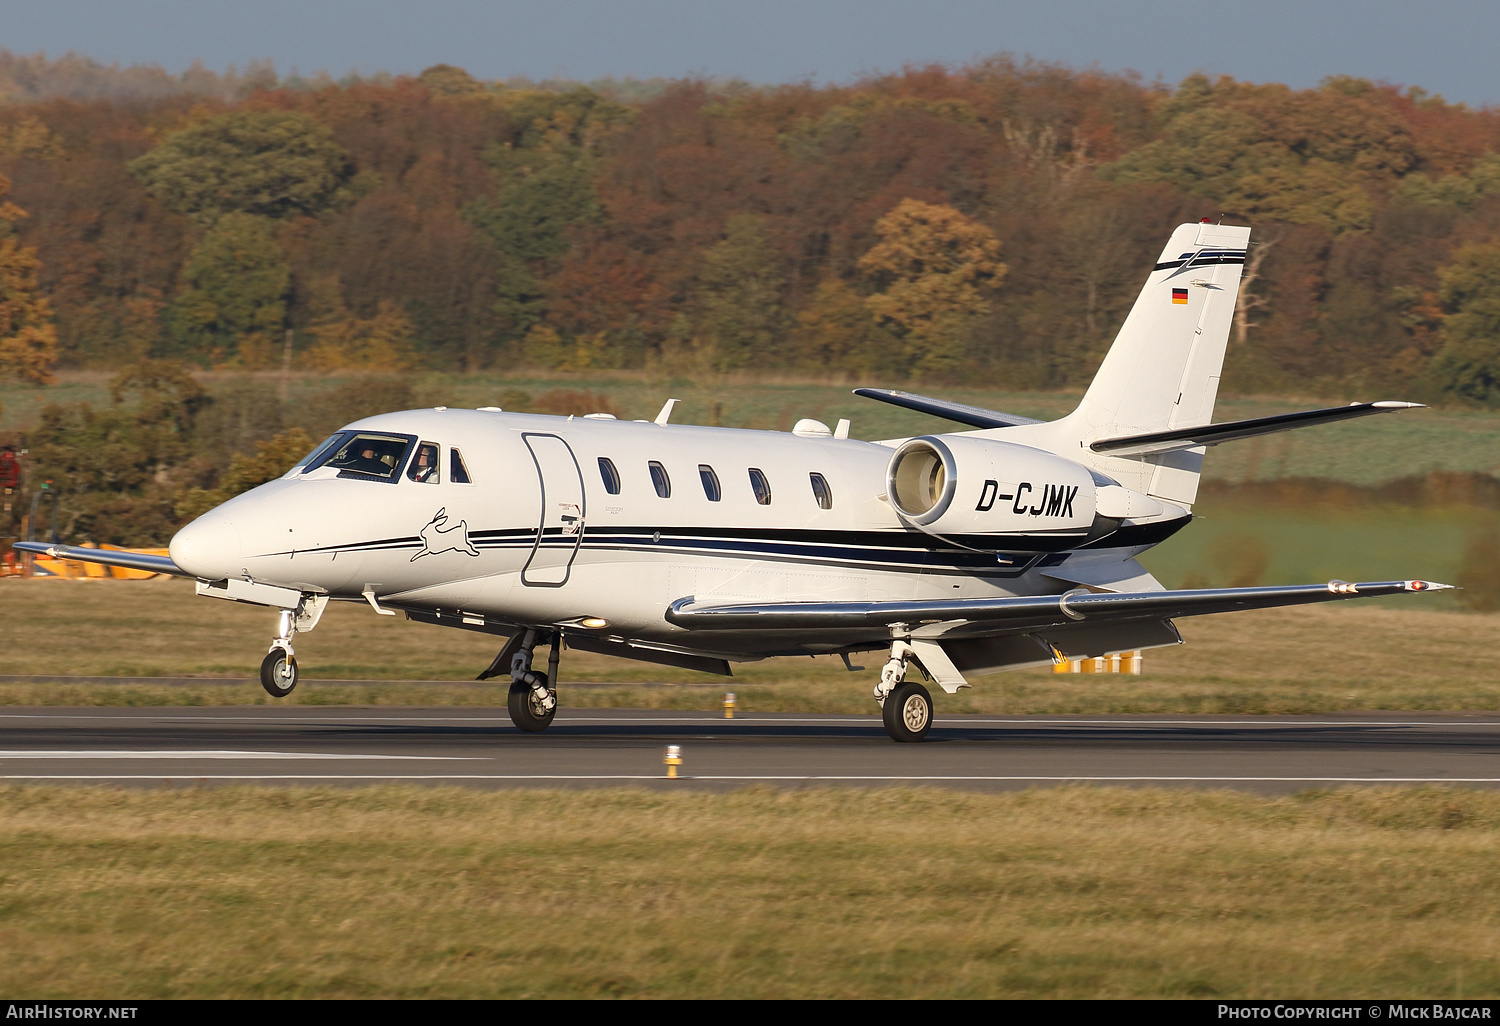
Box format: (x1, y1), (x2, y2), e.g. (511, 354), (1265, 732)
(254, 518), (1188, 565)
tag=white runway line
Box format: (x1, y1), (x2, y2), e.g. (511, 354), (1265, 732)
(0, 750), (486, 760)
(1, 712), (1499, 728)
(3, 774), (1500, 783)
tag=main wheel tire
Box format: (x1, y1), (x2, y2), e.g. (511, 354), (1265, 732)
(882, 680), (933, 742)
(259, 648), (298, 697)
(508, 674), (557, 733)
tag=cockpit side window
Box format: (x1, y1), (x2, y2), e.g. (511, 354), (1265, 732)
(450, 448), (472, 484)
(407, 442), (440, 483)
(293, 432), (352, 476)
(322, 432), (415, 483)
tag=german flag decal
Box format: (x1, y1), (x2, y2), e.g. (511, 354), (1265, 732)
(1171, 288), (1189, 304)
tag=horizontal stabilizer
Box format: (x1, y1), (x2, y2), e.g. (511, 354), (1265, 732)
(666, 579), (1451, 634)
(1090, 401), (1424, 457)
(11, 541), (189, 577)
(852, 388), (1043, 429)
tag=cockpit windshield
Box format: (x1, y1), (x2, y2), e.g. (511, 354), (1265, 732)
(307, 432), (415, 482)
(288, 432), (351, 477)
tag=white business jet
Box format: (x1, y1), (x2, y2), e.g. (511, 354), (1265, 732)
(18, 220), (1449, 741)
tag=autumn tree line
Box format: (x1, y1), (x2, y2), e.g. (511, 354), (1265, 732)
(6, 53), (1500, 547)
(0, 54), (1495, 400)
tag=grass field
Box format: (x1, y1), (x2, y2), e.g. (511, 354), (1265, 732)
(6, 370), (1500, 485)
(0, 784), (1496, 998)
(3, 576), (1498, 713)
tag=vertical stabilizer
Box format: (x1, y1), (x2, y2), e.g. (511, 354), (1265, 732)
(1079, 222), (1248, 440)
(995, 222), (1249, 506)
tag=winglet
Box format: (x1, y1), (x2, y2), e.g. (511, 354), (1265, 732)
(654, 399), (679, 425)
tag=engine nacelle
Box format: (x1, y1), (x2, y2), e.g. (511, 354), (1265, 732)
(885, 435), (1099, 540)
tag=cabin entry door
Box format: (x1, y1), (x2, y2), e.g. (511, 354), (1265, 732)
(521, 433), (586, 587)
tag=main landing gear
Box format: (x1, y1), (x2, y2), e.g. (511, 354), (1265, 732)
(873, 639), (933, 743)
(491, 628), (559, 733)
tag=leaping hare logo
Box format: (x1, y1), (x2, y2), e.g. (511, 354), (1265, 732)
(411, 508), (480, 561)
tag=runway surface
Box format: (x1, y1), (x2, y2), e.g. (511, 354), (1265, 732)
(1, 707), (1499, 792)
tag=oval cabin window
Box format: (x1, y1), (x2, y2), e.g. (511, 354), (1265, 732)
(598, 457), (621, 495)
(748, 468), (772, 505)
(699, 465), (722, 502)
(649, 461), (672, 498)
(809, 472), (833, 510)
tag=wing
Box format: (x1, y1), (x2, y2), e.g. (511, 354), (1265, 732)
(1089, 401), (1423, 457)
(11, 541), (191, 578)
(852, 388), (1043, 429)
(666, 579), (1450, 635)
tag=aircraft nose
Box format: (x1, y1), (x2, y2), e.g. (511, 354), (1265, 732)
(169, 513), (242, 580)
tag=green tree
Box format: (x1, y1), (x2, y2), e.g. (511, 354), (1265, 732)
(465, 88), (630, 341)
(787, 278), (900, 377)
(418, 64), (484, 97)
(1428, 242), (1500, 405)
(23, 361), (208, 544)
(169, 213), (289, 367)
(691, 215), (788, 371)
(1103, 76), (1417, 233)
(1398, 153), (1500, 210)
(859, 199), (1005, 379)
(129, 110), (354, 226)
(175, 427), (314, 520)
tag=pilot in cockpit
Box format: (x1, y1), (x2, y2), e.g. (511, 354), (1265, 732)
(408, 442), (439, 483)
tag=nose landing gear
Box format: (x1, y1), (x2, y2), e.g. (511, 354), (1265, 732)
(259, 609), (299, 697)
(256, 595), (327, 698)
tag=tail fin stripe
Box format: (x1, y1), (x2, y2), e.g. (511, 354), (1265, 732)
(1154, 253), (1246, 271)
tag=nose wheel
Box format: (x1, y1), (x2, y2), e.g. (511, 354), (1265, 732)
(260, 646), (299, 697)
(255, 598), (326, 699)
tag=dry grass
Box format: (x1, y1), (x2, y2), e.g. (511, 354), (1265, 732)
(0, 784), (1497, 998)
(2, 576), (1498, 712)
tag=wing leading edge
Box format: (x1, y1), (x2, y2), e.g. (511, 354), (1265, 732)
(666, 579), (1451, 634)
(11, 541), (190, 577)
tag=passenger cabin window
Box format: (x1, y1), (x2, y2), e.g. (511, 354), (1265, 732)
(749, 468), (772, 505)
(407, 442), (439, 483)
(450, 448), (472, 484)
(598, 457), (621, 495)
(699, 465), (721, 501)
(809, 472), (833, 510)
(649, 461), (672, 498)
(315, 432), (414, 483)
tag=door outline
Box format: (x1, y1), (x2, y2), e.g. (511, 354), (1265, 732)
(521, 433), (586, 587)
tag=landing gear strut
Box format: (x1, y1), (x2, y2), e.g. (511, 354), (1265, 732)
(503, 628), (559, 732)
(260, 609), (299, 697)
(873, 639), (933, 742)
(257, 594), (328, 698)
